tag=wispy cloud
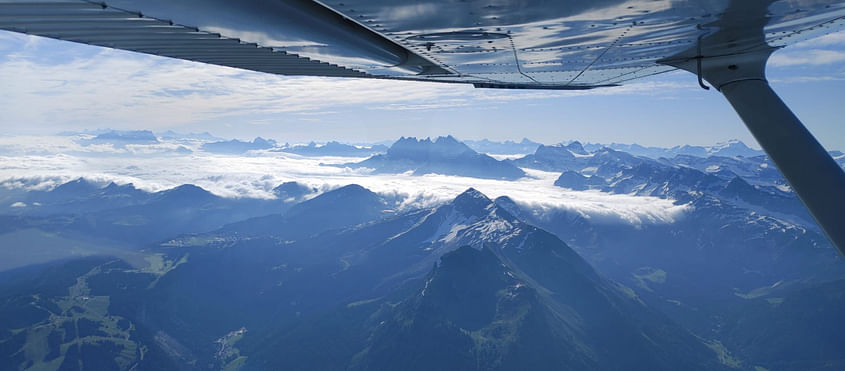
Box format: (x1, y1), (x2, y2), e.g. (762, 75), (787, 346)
(0, 31), (693, 135)
(784, 31), (845, 49)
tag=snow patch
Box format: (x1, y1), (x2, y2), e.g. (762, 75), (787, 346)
(570, 151), (595, 158)
(488, 154), (529, 161)
(425, 208), (479, 243)
(581, 167), (598, 176)
(441, 223), (471, 243)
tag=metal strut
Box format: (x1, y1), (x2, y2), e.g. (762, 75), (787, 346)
(666, 49), (845, 257)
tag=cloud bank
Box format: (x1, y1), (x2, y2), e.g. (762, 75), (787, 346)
(0, 30), (698, 136)
(0, 135), (688, 226)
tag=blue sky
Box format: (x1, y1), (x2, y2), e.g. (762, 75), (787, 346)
(1, 29), (844, 150)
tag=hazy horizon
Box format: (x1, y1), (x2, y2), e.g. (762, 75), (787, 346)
(3, 29), (845, 150)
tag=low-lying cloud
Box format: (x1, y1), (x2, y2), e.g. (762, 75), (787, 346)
(0, 136), (689, 226)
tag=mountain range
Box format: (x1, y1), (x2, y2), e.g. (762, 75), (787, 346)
(462, 138), (541, 154)
(277, 141), (388, 157)
(200, 137), (277, 154)
(1, 134), (844, 371)
(0, 187), (730, 370)
(79, 130), (160, 146)
(581, 139), (765, 159)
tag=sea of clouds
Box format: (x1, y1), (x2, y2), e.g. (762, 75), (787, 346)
(0, 135), (689, 225)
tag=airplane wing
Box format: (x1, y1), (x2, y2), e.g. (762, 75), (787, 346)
(1, 0), (843, 89)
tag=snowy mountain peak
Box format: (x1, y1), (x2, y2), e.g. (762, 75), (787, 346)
(452, 188), (494, 216)
(706, 139), (759, 157)
(456, 187), (487, 200)
(387, 135), (475, 159)
(412, 189), (529, 249)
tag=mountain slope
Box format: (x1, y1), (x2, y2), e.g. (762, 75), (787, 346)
(350, 238), (724, 370)
(352, 246), (597, 371)
(216, 184), (393, 240)
(242, 188), (726, 371)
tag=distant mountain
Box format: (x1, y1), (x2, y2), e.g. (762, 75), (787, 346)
(665, 154), (786, 187)
(346, 136), (525, 180)
(272, 181), (317, 201)
(218, 184), (393, 240)
(555, 160), (728, 198)
(278, 141), (387, 157)
(536, 146), (810, 222)
(512, 142), (794, 201)
(463, 138), (541, 154)
(695, 139), (764, 157)
(553, 170), (606, 191)
(0, 179), (300, 246)
(509, 142), (654, 177)
(80, 130), (160, 146)
(68, 183), (302, 244)
(718, 176), (806, 217)
(582, 140), (764, 159)
(156, 130), (222, 142)
(200, 137), (276, 154)
(510, 142), (596, 171)
(4, 178), (152, 216)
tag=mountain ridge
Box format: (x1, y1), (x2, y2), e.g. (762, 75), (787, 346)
(344, 136), (526, 180)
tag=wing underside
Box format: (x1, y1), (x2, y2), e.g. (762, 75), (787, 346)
(1, 0), (844, 89)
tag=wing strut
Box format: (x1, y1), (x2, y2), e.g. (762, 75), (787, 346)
(669, 48), (845, 256)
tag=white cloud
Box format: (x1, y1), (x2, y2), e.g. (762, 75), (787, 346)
(787, 30), (845, 49)
(0, 31), (692, 135)
(0, 136), (688, 226)
(769, 75), (845, 84)
(768, 29), (845, 68)
(770, 50), (845, 67)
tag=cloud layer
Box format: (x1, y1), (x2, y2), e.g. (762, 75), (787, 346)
(0, 136), (688, 226)
(0, 30), (704, 138)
